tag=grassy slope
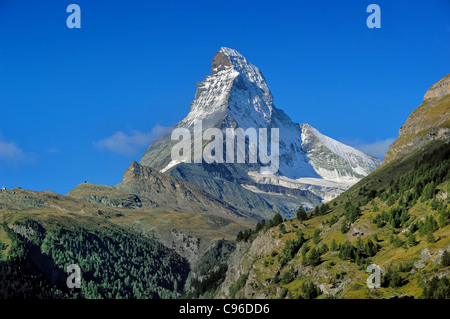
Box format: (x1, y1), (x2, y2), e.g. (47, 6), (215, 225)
(228, 141), (450, 299)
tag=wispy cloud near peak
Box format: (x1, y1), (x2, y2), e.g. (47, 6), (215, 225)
(94, 125), (170, 156)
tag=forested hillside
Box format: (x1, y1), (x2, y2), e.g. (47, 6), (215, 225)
(0, 219), (189, 299)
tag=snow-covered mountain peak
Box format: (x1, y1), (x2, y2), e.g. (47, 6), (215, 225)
(219, 47), (243, 58)
(184, 47), (274, 128)
(140, 47), (382, 213)
(217, 47), (272, 102)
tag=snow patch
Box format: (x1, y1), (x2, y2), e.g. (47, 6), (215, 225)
(160, 159), (181, 173)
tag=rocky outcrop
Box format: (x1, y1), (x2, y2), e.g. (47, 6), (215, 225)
(424, 74), (450, 100)
(79, 193), (143, 209)
(384, 74), (450, 165)
(412, 247), (450, 271)
(211, 50), (233, 76)
(218, 227), (286, 298)
(0, 190), (46, 210)
(169, 228), (201, 266)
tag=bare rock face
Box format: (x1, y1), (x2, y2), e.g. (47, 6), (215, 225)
(211, 50), (233, 76)
(218, 227), (285, 298)
(424, 74), (450, 100)
(169, 228), (201, 266)
(384, 74), (450, 165)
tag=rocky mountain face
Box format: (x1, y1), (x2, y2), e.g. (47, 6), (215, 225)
(167, 162), (305, 220)
(116, 161), (258, 221)
(140, 47), (381, 217)
(300, 123), (380, 183)
(384, 73), (450, 165)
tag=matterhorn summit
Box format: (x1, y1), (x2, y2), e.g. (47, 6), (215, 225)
(183, 47), (274, 129)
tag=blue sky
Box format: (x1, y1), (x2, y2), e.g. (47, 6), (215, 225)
(0, 0), (449, 194)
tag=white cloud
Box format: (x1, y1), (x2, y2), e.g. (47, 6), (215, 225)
(0, 134), (25, 163)
(341, 137), (396, 160)
(94, 125), (170, 155)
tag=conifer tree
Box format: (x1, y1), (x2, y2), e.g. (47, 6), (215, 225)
(272, 213), (283, 227)
(331, 239), (338, 251)
(313, 229), (321, 245)
(356, 237), (364, 254)
(427, 232), (436, 243)
(320, 243), (329, 255)
(297, 206), (308, 221)
(407, 232), (417, 247)
(439, 207), (450, 228)
(421, 181), (435, 201)
(308, 247), (321, 266)
(442, 250), (450, 267)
